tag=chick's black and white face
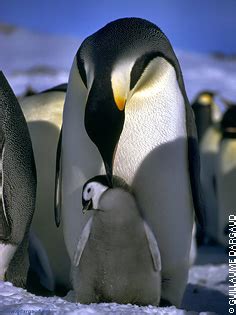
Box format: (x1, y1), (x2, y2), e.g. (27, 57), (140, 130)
(82, 181), (109, 210)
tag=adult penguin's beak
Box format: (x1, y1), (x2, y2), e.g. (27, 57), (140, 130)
(104, 160), (113, 188)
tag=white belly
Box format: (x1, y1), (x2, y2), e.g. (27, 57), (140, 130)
(114, 58), (193, 261)
(0, 243), (17, 280)
(114, 58), (193, 305)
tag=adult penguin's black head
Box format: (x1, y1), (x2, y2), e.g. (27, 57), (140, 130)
(193, 91), (216, 106)
(84, 77), (125, 187)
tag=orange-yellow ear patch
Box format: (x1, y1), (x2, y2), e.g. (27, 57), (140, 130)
(114, 95), (126, 111)
(199, 94), (213, 105)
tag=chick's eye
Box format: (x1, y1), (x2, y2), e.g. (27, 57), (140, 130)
(87, 188), (91, 194)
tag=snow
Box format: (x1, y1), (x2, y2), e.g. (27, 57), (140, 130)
(0, 25), (78, 95)
(182, 263), (228, 314)
(0, 24), (231, 315)
(0, 262), (227, 315)
(178, 50), (236, 103)
(188, 264), (228, 295)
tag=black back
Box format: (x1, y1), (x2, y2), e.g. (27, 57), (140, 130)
(221, 105), (236, 139)
(192, 104), (212, 141)
(0, 71), (36, 243)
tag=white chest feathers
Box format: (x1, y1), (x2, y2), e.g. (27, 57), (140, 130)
(113, 57), (186, 183)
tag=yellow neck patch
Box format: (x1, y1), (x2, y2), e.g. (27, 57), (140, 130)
(111, 58), (135, 112)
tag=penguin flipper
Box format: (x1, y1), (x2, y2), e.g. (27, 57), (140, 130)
(73, 217), (93, 267)
(143, 221), (161, 272)
(0, 134), (11, 240)
(54, 128), (62, 227)
(186, 103), (206, 227)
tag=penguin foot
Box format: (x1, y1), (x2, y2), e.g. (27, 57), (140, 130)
(159, 298), (172, 307)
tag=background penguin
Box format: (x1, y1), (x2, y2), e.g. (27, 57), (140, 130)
(199, 97), (233, 244)
(192, 91), (220, 143)
(71, 175), (161, 306)
(19, 83), (71, 295)
(0, 71), (36, 288)
(200, 124), (222, 243)
(55, 18), (204, 307)
(216, 105), (236, 247)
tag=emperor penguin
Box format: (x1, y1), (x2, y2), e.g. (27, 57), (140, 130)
(71, 175), (161, 305)
(198, 93), (223, 243)
(200, 123), (221, 243)
(192, 91), (220, 143)
(55, 18), (204, 307)
(19, 84), (71, 294)
(216, 105), (236, 247)
(0, 71), (36, 288)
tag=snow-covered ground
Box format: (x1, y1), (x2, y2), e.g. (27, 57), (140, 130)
(0, 263), (228, 315)
(0, 280), (197, 315)
(0, 24), (76, 96)
(0, 24), (232, 315)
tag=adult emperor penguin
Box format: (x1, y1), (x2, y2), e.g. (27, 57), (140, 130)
(198, 93), (223, 243)
(19, 83), (71, 294)
(200, 124), (221, 243)
(192, 91), (220, 143)
(216, 105), (236, 247)
(71, 175), (161, 305)
(0, 71), (36, 288)
(55, 18), (204, 307)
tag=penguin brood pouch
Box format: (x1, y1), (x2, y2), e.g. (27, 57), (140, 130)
(71, 175), (161, 305)
(55, 17), (205, 307)
(0, 71), (36, 288)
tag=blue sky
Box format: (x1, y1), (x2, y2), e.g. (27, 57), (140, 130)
(1, 0), (236, 53)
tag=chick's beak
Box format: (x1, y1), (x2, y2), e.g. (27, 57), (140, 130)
(82, 199), (92, 214)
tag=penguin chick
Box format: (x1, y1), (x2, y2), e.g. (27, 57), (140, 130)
(72, 175), (161, 306)
(0, 71), (36, 288)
